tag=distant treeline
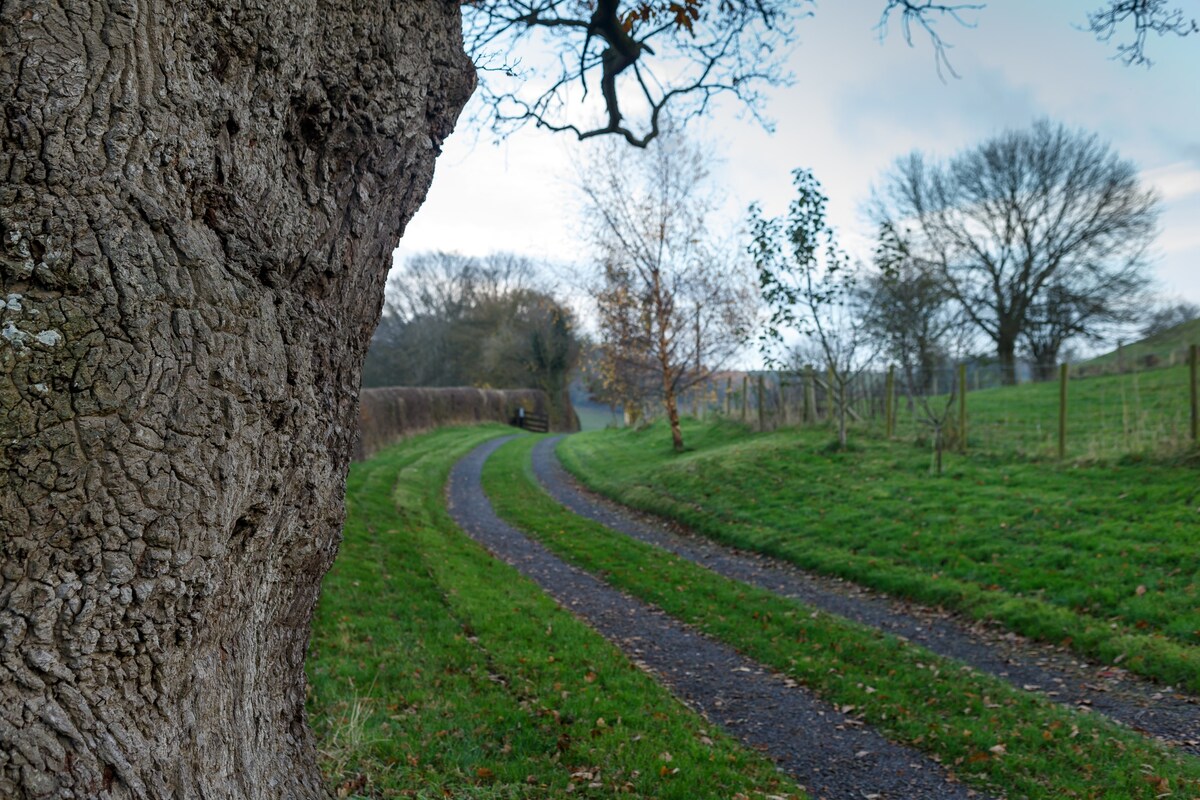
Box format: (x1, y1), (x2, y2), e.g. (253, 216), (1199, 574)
(363, 251), (580, 430)
(355, 386), (554, 461)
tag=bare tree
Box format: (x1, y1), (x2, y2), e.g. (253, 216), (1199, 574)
(751, 169), (878, 448)
(380, 251), (537, 326)
(464, 2), (1182, 148)
(464, 0), (788, 147)
(462, 1), (1003, 147)
(859, 226), (966, 469)
(862, 222), (964, 393)
(1140, 297), (1200, 338)
(859, 224), (974, 470)
(1022, 272), (1147, 380)
(872, 119), (1157, 385)
(363, 252), (581, 424)
(1085, 0), (1198, 65)
(366, 251), (539, 386)
(912, 369), (962, 475)
(579, 129), (755, 450)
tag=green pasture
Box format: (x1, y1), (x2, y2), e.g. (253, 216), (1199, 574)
(560, 420), (1200, 691)
(487, 435), (1200, 800)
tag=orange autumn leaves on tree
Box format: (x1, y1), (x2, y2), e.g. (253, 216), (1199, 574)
(620, 0), (703, 33)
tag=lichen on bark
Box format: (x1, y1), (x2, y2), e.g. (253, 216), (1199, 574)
(0, 1), (474, 797)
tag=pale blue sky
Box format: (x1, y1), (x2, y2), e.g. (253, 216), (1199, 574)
(397, 2), (1200, 309)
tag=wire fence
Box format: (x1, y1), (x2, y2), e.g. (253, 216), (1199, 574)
(673, 344), (1200, 461)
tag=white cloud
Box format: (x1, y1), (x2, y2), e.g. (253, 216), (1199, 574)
(1141, 162), (1200, 203)
(391, 0), (1200, 314)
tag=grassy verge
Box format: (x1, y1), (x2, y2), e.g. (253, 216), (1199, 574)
(306, 425), (801, 799)
(558, 420), (1200, 692)
(484, 435), (1200, 799)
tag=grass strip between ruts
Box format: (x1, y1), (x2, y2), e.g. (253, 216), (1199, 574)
(557, 420), (1200, 694)
(483, 435), (1200, 800)
(307, 426), (802, 799)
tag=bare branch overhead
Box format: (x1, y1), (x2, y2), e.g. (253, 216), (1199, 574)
(464, 2), (1193, 147)
(1085, 0), (1198, 65)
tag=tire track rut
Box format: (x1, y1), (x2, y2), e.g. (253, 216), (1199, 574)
(532, 436), (1200, 757)
(447, 437), (991, 800)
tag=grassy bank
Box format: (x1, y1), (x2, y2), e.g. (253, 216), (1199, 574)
(558, 420), (1200, 692)
(306, 426), (800, 799)
(484, 436), (1200, 799)
(1081, 318), (1200, 373)
(911, 362), (1197, 458)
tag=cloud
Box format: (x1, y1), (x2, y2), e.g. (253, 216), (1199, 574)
(1141, 162), (1200, 202)
(1156, 217), (1200, 255)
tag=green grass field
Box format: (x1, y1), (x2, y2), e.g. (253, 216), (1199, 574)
(306, 425), (801, 799)
(486, 435), (1200, 799)
(900, 362), (1197, 459)
(559, 419), (1200, 691)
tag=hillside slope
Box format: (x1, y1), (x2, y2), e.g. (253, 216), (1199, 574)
(1081, 318), (1200, 373)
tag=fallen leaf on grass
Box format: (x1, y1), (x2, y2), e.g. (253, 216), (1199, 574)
(1142, 773), (1170, 795)
(336, 774), (367, 798)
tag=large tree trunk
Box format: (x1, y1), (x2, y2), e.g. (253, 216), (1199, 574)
(997, 337), (1019, 386)
(0, 2), (473, 798)
(1030, 345), (1060, 382)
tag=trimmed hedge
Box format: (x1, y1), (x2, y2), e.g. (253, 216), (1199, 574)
(354, 386), (551, 461)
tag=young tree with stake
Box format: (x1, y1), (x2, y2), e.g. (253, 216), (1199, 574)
(750, 169), (876, 449)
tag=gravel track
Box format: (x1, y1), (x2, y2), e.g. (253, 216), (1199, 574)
(532, 435), (1200, 757)
(447, 437), (991, 800)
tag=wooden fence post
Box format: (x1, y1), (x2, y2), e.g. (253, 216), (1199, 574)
(741, 375), (748, 422)
(757, 374), (766, 431)
(724, 376), (732, 416)
(1190, 344), (1198, 446)
(780, 378), (789, 427)
(958, 362), (967, 453)
(804, 365), (816, 424)
(885, 365), (895, 439)
(1058, 362), (1069, 460)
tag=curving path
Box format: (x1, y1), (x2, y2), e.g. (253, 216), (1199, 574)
(447, 437), (990, 800)
(531, 436), (1200, 756)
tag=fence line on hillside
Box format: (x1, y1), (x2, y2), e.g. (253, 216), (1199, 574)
(665, 344), (1200, 461)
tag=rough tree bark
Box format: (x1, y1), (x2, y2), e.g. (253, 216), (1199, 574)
(0, 2), (473, 798)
